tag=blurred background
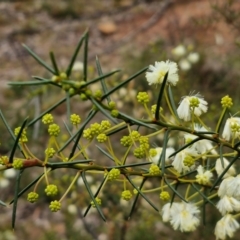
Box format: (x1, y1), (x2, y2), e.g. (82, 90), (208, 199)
(0, 0), (240, 239)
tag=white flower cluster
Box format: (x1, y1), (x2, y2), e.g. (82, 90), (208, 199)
(150, 147), (175, 165)
(0, 169), (16, 189)
(184, 125), (217, 156)
(172, 125), (216, 175)
(215, 158), (236, 179)
(215, 215), (239, 240)
(161, 201), (200, 232)
(172, 147), (197, 173)
(177, 93), (208, 122)
(146, 60), (208, 121)
(214, 175), (240, 239)
(172, 44), (200, 71)
(145, 60), (179, 86)
(195, 165), (213, 185)
(217, 176), (240, 215)
(145, 59), (240, 239)
(222, 117), (240, 141)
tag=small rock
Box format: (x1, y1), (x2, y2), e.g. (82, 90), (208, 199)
(98, 21), (117, 35)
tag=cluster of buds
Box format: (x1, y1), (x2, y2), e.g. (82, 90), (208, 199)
(83, 120), (111, 142)
(14, 127), (28, 143)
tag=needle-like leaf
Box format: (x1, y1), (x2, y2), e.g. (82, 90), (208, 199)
(22, 44), (56, 75)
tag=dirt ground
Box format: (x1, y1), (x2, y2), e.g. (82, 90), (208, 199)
(0, 0), (237, 81)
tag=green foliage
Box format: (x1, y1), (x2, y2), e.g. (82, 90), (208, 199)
(2, 28), (240, 240)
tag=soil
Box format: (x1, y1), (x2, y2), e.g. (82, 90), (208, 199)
(0, 0), (237, 82)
